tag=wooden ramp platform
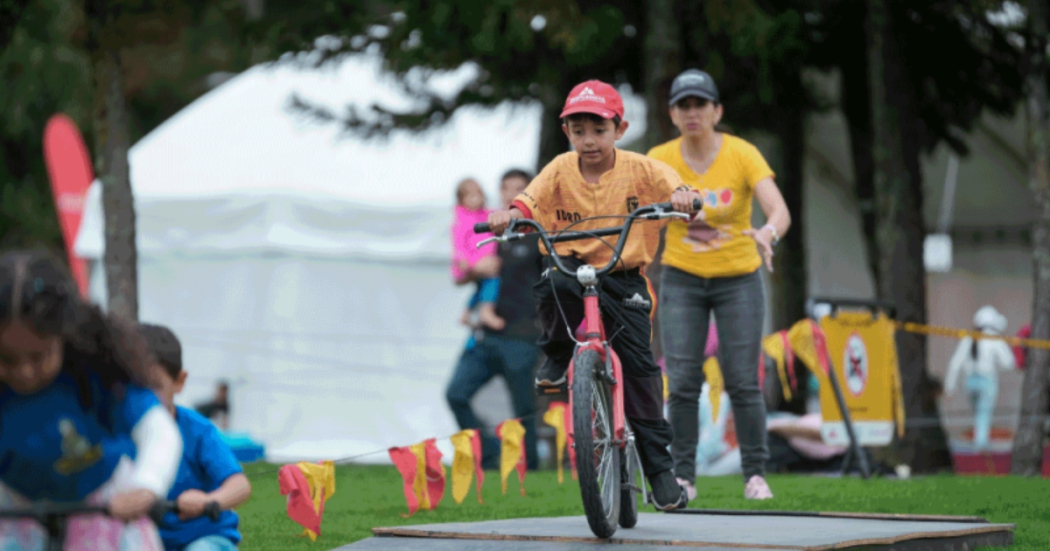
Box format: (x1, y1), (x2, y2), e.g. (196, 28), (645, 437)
(336, 509), (1014, 550)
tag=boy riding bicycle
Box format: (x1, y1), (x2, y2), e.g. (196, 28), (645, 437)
(487, 80), (702, 511)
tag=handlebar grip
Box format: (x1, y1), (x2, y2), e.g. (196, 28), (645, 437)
(693, 197), (703, 210)
(473, 222), (491, 234)
(149, 500), (177, 525)
(149, 499), (223, 524)
(203, 501), (222, 521)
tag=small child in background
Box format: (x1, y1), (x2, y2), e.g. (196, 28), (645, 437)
(451, 178), (504, 331)
(0, 249), (182, 551)
(139, 323), (251, 551)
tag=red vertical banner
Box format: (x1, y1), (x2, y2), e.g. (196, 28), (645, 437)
(42, 114), (94, 297)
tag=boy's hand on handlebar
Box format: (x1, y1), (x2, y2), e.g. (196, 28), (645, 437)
(176, 489), (212, 520)
(487, 208), (522, 236)
(109, 488), (157, 521)
(671, 189), (703, 216)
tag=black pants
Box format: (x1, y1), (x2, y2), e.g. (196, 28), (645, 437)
(533, 256), (673, 477)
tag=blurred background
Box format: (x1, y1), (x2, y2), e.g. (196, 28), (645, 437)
(3, 0), (1050, 475)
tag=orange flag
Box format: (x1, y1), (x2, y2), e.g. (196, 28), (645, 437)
(450, 429), (485, 504)
(277, 460), (335, 541)
(496, 418), (526, 496)
(543, 402), (568, 483)
(423, 438), (446, 509)
(388, 445), (420, 517)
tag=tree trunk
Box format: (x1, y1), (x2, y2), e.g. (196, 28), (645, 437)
(865, 0), (951, 472)
(771, 109), (809, 414)
(536, 96), (568, 171)
(1011, 0), (1050, 476)
(93, 48), (138, 321)
(642, 0), (682, 362)
(643, 0), (680, 152)
(839, 36), (880, 291)
(771, 111), (807, 331)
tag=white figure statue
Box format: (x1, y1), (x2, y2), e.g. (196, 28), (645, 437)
(944, 305), (1016, 452)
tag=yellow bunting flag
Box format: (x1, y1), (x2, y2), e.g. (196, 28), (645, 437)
(762, 331), (794, 401)
(450, 429), (484, 504)
(496, 418), (526, 496)
(787, 319), (830, 376)
(543, 402), (568, 483)
(408, 441), (432, 510)
(702, 357), (724, 422)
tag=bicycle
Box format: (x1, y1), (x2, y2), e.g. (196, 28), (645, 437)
(0, 498), (220, 551)
(476, 198), (700, 538)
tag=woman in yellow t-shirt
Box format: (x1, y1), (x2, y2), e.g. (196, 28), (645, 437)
(648, 69), (791, 502)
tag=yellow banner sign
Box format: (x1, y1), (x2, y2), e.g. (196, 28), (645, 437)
(816, 311), (904, 446)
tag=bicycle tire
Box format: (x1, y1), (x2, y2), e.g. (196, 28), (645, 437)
(572, 348), (620, 538)
(619, 439), (641, 528)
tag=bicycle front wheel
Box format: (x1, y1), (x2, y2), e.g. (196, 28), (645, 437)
(572, 348), (620, 538)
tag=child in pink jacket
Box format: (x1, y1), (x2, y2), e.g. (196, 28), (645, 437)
(452, 178), (504, 331)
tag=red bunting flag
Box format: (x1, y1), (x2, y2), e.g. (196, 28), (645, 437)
(277, 461), (335, 540)
(423, 438), (446, 509)
(564, 401), (577, 481)
(470, 428), (484, 501)
(388, 445), (420, 517)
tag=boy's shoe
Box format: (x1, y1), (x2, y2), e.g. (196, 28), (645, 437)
(676, 477), (697, 502)
(649, 470), (688, 511)
(535, 358), (568, 388)
(744, 475), (774, 500)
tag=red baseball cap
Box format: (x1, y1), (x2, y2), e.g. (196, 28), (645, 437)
(560, 80), (624, 119)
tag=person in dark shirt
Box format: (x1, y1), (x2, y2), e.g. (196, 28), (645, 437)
(195, 381), (229, 430)
(446, 168), (544, 470)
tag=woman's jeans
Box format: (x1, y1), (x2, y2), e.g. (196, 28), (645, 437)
(966, 372), (998, 452)
(660, 265), (769, 481)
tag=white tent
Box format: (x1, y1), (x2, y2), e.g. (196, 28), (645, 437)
(74, 55), (543, 462)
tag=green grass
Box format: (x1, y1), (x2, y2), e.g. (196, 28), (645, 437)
(236, 463), (1050, 550)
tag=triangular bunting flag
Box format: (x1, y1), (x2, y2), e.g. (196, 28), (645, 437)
(424, 438), (445, 509)
(450, 430), (477, 504)
(388, 445), (420, 517)
(762, 331), (793, 401)
(278, 464), (320, 539)
(543, 402), (568, 483)
(702, 357), (724, 422)
(277, 460), (335, 540)
(564, 400), (578, 481)
(496, 418), (526, 496)
(409, 441), (430, 510)
(470, 428), (484, 501)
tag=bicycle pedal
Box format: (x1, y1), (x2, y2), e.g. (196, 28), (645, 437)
(536, 384), (567, 396)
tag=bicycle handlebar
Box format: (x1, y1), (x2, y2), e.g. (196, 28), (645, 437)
(0, 498), (222, 525)
(0, 501), (108, 520)
(473, 198), (702, 280)
(151, 499), (222, 523)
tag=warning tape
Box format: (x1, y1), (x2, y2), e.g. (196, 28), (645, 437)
(893, 321), (1050, 350)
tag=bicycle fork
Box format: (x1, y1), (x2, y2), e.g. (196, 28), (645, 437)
(566, 267), (627, 443)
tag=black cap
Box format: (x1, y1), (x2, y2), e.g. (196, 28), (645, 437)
(669, 69), (720, 106)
